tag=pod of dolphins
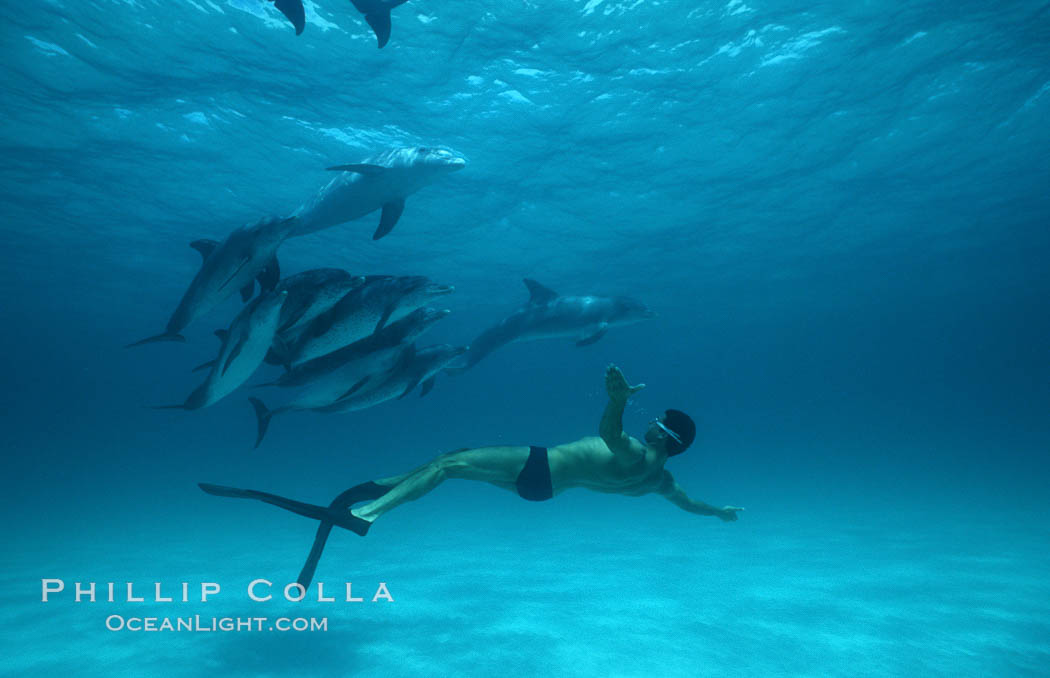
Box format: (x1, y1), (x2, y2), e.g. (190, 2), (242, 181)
(129, 16), (658, 448)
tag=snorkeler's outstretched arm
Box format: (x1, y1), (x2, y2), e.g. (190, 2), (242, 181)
(600, 365), (646, 458)
(657, 471), (743, 522)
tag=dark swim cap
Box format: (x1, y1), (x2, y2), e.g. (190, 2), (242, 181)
(663, 409), (696, 456)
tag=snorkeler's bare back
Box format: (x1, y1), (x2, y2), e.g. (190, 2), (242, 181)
(548, 436), (666, 496)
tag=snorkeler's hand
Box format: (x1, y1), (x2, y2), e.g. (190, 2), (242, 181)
(718, 506), (744, 522)
(605, 364), (644, 403)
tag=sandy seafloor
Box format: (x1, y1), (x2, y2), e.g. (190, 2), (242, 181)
(6, 501), (1048, 677)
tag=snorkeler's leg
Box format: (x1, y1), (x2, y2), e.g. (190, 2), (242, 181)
(352, 446), (530, 523)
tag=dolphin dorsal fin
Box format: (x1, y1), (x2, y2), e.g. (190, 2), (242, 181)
(523, 278), (558, 305)
(190, 239), (219, 262)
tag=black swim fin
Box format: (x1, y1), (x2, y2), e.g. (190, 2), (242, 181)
(197, 480), (392, 588)
(296, 481), (392, 588)
(197, 483), (372, 534)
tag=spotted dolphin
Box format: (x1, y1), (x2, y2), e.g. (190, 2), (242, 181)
(318, 343), (468, 413)
(264, 269), (366, 368)
(446, 279), (654, 374)
(156, 290), (288, 410)
(127, 216), (297, 347)
(248, 308), (451, 447)
(288, 275), (454, 366)
(292, 147), (466, 240)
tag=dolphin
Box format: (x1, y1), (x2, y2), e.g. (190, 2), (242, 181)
(127, 216), (297, 347)
(262, 307), (451, 389)
(292, 147), (466, 240)
(156, 290), (287, 410)
(317, 343), (469, 414)
(248, 308), (451, 447)
(289, 275), (454, 366)
(264, 269), (366, 368)
(446, 279), (655, 374)
(269, 0), (408, 48)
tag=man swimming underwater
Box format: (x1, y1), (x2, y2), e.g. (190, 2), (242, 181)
(200, 365), (743, 586)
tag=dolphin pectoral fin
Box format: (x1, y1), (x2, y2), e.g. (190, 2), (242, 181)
(337, 376), (371, 401)
(264, 334), (291, 367)
(374, 304), (395, 333)
(419, 376), (436, 397)
(308, 308), (335, 338)
(240, 280), (255, 303)
(190, 239), (219, 261)
(364, 10), (393, 49)
(222, 336), (247, 375)
(397, 375), (423, 400)
(373, 199), (405, 240)
(575, 323), (608, 347)
(523, 278), (559, 304)
(257, 256), (280, 292)
(214, 329), (229, 343)
(249, 397), (276, 448)
(272, 0), (305, 35)
(325, 163), (386, 175)
(219, 257), (250, 292)
(125, 332), (187, 348)
(191, 360), (216, 373)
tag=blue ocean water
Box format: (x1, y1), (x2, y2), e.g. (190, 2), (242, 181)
(2, 0), (1049, 676)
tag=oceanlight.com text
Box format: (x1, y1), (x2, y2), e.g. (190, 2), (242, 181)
(105, 615), (328, 632)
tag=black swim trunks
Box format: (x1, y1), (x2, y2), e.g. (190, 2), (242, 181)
(515, 446), (553, 502)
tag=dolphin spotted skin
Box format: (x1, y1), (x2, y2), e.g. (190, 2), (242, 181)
(292, 147), (466, 240)
(248, 308), (451, 447)
(288, 275), (454, 366)
(263, 307), (451, 390)
(157, 290), (288, 410)
(269, 0), (410, 48)
(447, 279), (655, 374)
(317, 343), (468, 413)
(127, 216), (297, 347)
(274, 269), (366, 337)
(264, 269), (366, 368)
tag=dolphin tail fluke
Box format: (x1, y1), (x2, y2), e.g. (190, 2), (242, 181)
(273, 0), (305, 35)
(125, 332), (186, 348)
(249, 397), (274, 449)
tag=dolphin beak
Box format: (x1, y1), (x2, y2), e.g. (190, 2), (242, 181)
(448, 157), (466, 171)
